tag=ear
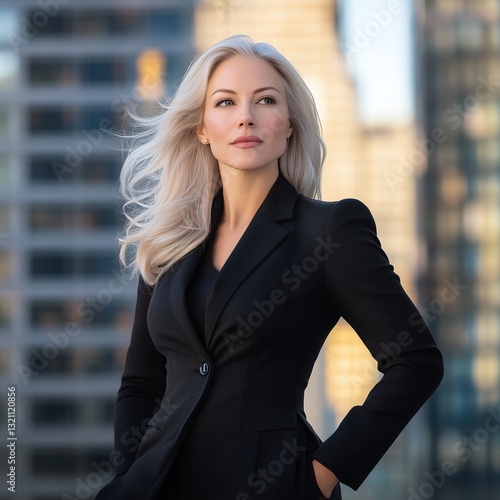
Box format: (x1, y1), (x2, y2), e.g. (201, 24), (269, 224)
(196, 123), (209, 144)
(286, 121), (293, 138)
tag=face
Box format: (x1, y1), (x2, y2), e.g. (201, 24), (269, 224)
(198, 55), (292, 176)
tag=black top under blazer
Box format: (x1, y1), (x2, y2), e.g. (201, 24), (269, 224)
(96, 173), (444, 499)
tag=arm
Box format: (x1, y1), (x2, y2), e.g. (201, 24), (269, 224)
(313, 199), (444, 491)
(113, 276), (166, 477)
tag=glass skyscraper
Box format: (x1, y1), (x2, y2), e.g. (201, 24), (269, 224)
(0, 2), (195, 498)
(422, 0), (500, 498)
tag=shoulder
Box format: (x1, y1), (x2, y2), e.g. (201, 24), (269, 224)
(296, 196), (377, 234)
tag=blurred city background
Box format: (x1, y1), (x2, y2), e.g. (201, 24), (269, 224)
(0, 0), (498, 499)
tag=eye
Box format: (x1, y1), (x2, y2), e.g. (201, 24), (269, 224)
(214, 98), (235, 107)
(257, 95), (277, 105)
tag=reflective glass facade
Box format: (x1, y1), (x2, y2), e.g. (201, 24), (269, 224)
(0, 1), (195, 498)
(422, 1), (500, 498)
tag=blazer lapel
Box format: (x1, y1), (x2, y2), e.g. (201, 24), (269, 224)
(168, 244), (207, 357)
(167, 174), (298, 355)
(204, 174), (298, 346)
(167, 190), (224, 357)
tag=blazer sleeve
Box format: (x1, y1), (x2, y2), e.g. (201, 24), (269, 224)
(312, 198), (444, 490)
(112, 275), (166, 477)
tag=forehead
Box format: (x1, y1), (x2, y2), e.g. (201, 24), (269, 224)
(207, 55), (286, 93)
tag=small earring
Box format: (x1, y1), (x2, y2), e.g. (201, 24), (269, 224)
(203, 138), (209, 144)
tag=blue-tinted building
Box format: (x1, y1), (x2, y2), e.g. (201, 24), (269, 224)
(422, 1), (500, 498)
(0, 2), (195, 498)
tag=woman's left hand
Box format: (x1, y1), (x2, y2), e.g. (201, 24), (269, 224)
(312, 459), (339, 499)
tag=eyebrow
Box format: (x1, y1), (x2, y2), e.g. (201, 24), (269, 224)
(210, 86), (281, 97)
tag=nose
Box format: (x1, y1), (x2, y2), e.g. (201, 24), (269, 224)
(238, 103), (255, 127)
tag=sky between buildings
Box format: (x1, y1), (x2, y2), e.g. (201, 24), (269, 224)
(339, 0), (415, 125)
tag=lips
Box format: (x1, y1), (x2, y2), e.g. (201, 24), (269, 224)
(231, 135), (263, 148)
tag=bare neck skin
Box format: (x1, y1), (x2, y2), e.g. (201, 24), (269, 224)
(210, 166), (278, 271)
(218, 165), (279, 230)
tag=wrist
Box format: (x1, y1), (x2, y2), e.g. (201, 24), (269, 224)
(312, 459), (339, 498)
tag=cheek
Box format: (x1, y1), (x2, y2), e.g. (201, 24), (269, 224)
(260, 112), (290, 145)
(202, 111), (225, 138)
(262, 105), (291, 137)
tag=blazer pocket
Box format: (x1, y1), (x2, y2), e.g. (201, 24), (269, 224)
(296, 411), (323, 448)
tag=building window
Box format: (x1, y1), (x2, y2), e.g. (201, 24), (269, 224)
(80, 205), (122, 230)
(30, 299), (132, 328)
(80, 105), (123, 132)
(29, 348), (120, 377)
(81, 156), (122, 183)
(28, 58), (76, 86)
(457, 18), (484, 51)
(32, 448), (111, 477)
(29, 106), (76, 134)
(30, 251), (119, 278)
(29, 155), (122, 184)
(80, 57), (127, 85)
(33, 398), (77, 426)
(77, 10), (133, 37)
(81, 252), (120, 276)
(27, 349), (123, 377)
(28, 57), (131, 87)
(32, 449), (77, 477)
(30, 300), (71, 328)
(147, 10), (192, 37)
(29, 203), (121, 231)
(29, 204), (75, 231)
(29, 9), (72, 37)
(432, 22), (455, 51)
(29, 157), (66, 183)
(32, 397), (115, 426)
(30, 251), (74, 278)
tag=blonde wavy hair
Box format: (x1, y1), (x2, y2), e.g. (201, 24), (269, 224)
(120, 35), (326, 285)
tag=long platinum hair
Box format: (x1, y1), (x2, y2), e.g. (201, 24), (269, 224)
(119, 35), (326, 285)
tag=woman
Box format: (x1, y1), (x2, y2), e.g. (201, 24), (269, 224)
(96, 35), (443, 499)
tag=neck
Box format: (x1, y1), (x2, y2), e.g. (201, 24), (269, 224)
(219, 167), (279, 229)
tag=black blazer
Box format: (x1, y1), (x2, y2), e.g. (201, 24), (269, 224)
(96, 174), (443, 499)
